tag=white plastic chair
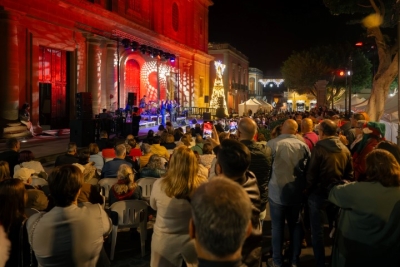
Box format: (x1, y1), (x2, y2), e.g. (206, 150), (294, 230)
(109, 200), (148, 260)
(31, 177), (48, 187)
(98, 178), (118, 199)
(137, 177), (158, 202)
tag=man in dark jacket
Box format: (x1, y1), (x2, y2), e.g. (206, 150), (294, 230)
(54, 142), (79, 167)
(305, 119), (353, 267)
(215, 139), (261, 267)
(238, 117), (271, 220)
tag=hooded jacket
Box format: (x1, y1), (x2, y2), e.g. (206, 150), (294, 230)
(306, 136), (353, 197)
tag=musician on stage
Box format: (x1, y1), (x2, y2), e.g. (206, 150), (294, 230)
(160, 100), (167, 126)
(139, 95), (146, 113)
(170, 100), (178, 122)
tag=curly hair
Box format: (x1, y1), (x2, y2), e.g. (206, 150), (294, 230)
(114, 164), (137, 195)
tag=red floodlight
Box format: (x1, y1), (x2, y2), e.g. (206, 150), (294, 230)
(355, 42), (363, 47)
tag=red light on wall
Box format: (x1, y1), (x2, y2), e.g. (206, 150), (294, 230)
(355, 42), (363, 46)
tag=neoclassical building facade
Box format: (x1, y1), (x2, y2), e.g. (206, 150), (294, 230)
(0, 0), (213, 136)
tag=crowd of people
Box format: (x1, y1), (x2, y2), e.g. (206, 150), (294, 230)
(0, 108), (400, 267)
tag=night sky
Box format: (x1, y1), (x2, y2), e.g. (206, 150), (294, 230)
(208, 0), (364, 77)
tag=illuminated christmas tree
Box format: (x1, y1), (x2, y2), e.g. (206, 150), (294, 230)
(210, 61), (228, 114)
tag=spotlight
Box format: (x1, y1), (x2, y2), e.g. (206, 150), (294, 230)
(170, 54), (176, 62)
(121, 39), (130, 49)
(148, 48), (156, 58)
(130, 41), (139, 52)
(163, 52), (170, 60)
(140, 45), (147, 54)
(156, 50), (162, 59)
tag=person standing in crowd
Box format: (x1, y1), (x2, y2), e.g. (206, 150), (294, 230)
(215, 139), (262, 267)
(131, 107), (141, 137)
(352, 122), (385, 181)
(305, 119), (353, 267)
(54, 142), (79, 167)
(0, 138), (20, 177)
(27, 165), (111, 267)
(150, 146), (207, 266)
(267, 119), (310, 267)
(329, 149), (400, 267)
(301, 118), (319, 151)
(238, 117), (271, 222)
(160, 100), (167, 126)
(189, 178), (253, 267)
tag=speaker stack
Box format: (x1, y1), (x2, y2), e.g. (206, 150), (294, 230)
(73, 92), (94, 147)
(204, 95), (209, 104)
(127, 92), (137, 106)
(70, 119), (95, 147)
(216, 96), (226, 118)
(76, 92), (93, 119)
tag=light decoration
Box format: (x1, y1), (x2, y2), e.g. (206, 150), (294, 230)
(259, 79), (284, 87)
(140, 60), (177, 101)
(209, 61), (228, 113)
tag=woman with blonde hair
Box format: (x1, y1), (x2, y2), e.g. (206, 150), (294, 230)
(109, 164), (141, 206)
(0, 161), (10, 182)
(329, 149), (400, 266)
(150, 146), (207, 266)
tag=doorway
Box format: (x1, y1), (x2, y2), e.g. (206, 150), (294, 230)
(38, 46), (70, 129)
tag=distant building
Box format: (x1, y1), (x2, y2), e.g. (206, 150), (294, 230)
(248, 68), (264, 99)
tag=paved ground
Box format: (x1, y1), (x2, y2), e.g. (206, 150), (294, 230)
(0, 123), (334, 266)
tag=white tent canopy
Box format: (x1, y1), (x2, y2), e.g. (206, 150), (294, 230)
(238, 98), (272, 115)
(334, 95), (366, 111)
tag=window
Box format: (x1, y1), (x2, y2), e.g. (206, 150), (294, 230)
(199, 17), (203, 36)
(249, 77), (255, 93)
(172, 3), (179, 32)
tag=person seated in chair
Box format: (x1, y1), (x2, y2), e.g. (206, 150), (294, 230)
(109, 164), (141, 206)
(139, 154), (166, 179)
(101, 144), (132, 178)
(54, 142), (79, 167)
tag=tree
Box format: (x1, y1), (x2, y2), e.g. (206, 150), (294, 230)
(281, 44), (372, 104)
(323, 0), (398, 121)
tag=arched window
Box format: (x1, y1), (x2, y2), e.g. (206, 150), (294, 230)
(172, 3), (179, 32)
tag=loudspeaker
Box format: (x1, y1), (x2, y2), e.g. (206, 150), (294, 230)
(204, 95), (209, 103)
(127, 92), (137, 106)
(203, 112), (211, 120)
(70, 119), (95, 147)
(216, 108), (226, 118)
(217, 97), (224, 108)
(76, 92), (93, 119)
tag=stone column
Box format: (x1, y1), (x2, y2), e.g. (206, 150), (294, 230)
(106, 42), (117, 112)
(87, 36), (102, 115)
(0, 8), (20, 122)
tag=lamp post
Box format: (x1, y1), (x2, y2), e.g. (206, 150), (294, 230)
(348, 56), (353, 116)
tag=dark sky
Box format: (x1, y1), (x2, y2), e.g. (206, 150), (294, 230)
(208, 0), (364, 77)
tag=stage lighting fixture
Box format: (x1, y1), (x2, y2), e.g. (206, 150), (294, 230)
(121, 39), (130, 49)
(163, 52), (170, 60)
(170, 54), (176, 62)
(130, 41), (139, 52)
(140, 45), (147, 54)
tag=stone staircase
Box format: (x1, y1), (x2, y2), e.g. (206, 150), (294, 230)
(2, 123), (31, 139)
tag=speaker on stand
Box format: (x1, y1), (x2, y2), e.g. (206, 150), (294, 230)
(76, 92), (93, 120)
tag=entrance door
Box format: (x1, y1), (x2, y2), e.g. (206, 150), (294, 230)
(38, 46), (69, 129)
(125, 59), (140, 104)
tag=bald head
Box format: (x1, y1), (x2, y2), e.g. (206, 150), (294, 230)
(281, 119), (298, 135)
(301, 118), (314, 133)
(238, 118), (257, 140)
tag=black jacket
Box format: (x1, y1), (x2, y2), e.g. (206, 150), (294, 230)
(240, 140), (272, 212)
(230, 171), (262, 267)
(306, 136), (354, 197)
